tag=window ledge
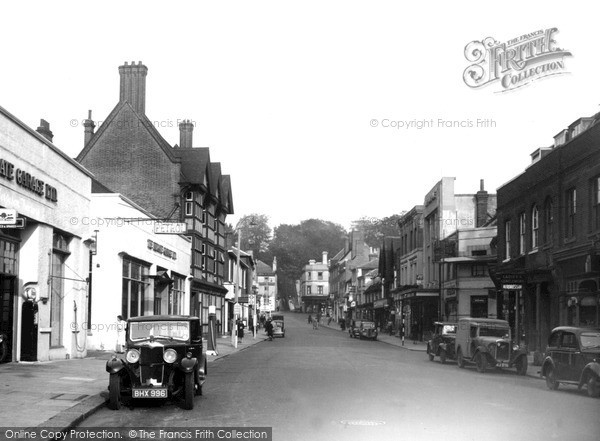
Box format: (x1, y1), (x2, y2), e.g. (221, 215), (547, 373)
(563, 237), (577, 245)
(502, 258), (511, 263)
(528, 249), (539, 255)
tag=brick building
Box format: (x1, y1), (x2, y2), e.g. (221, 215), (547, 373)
(76, 62), (233, 331)
(496, 112), (600, 355)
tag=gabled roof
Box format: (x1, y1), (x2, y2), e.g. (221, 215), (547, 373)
(76, 101), (179, 164)
(172, 147), (211, 187)
(220, 175), (234, 214)
(209, 162), (222, 199)
(256, 260), (275, 275)
(91, 178), (114, 193)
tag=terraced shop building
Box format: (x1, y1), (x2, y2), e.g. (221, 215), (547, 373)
(76, 62), (234, 333)
(0, 106), (92, 362)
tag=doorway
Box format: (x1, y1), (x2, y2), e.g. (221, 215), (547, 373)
(20, 300), (38, 361)
(0, 276), (15, 363)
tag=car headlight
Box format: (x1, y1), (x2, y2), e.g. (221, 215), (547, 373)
(126, 349), (140, 364)
(163, 349), (178, 364)
(512, 344), (519, 351)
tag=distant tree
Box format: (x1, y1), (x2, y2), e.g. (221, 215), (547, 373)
(233, 214), (272, 260)
(268, 219), (347, 306)
(352, 213), (405, 247)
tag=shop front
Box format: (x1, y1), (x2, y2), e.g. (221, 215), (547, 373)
(0, 108), (93, 362)
(85, 193), (192, 350)
(395, 288), (438, 342)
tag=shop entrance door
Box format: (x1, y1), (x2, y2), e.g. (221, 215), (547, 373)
(20, 300), (38, 361)
(0, 276), (15, 363)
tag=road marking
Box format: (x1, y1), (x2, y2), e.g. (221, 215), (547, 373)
(58, 377), (96, 382)
(340, 420), (386, 426)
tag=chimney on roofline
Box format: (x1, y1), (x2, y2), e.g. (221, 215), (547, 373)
(475, 179), (489, 228)
(119, 61), (148, 114)
(322, 251), (328, 265)
(36, 119), (53, 142)
(83, 110), (95, 147)
(179, 119), (194, 148)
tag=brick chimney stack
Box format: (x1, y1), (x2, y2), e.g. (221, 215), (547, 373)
(119, 61), (148, 114)
(36, 119), (53, 142)
(475, 179), (489, 227)
(83, 110), (96, 147)
(179, 120), (194, 148)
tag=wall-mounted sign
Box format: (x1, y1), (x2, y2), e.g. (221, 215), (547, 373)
(154, 222), (187, 234)
(147, 239), (177, 260)
(0, 209), (17, 225)
(0, 158), (58, 202)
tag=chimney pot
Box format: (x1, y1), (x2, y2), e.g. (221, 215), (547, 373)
(179, 119), (194, 148)
(119, 61), (148, 114)
(83, 110), (96, 147)
(36, 119), (54, 142)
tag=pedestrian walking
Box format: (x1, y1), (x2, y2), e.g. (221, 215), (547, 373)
(237, 320), (245, 344)
(115, 315), (126, 353)
(265, 318), (274, 341)
(308, 314), (313, 324)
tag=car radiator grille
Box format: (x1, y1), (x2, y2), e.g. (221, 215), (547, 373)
(496, 342), (509, 361)
(140, 346), (164, 384)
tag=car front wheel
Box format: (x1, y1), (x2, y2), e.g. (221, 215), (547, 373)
(427, 345), (434, 361)
(545, 366), (559, 390)
(587, 375), (600, 398)
(475, 353), (487, 373)
(183, 373), (195, 410)
(440, 349), (447, 365)
(108, 374), (121, 410)
(515, 356), (527, 376)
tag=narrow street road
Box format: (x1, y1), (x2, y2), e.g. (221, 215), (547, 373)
(80, 313), (599, 441)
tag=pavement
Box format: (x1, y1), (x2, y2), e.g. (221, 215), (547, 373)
(0, 331), (268, 430)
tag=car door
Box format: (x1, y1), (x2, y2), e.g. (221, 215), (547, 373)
(559, 332), (578, 381)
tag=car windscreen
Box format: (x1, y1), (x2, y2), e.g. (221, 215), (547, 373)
(580, 332), (600, 349)
(478, 326), (509, 338)
(129, 321), (190, 341)
(442, 325), (457, 334)
(362, 322), (375, 329)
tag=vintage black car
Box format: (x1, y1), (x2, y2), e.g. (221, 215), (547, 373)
(455, 318), (528, 375)
(349, 320), (378, 340)
(541, 326), (600, 398)
(272, 320), (285, 338)
(427, 322), (457, 364)
(106, 315), (207, 410)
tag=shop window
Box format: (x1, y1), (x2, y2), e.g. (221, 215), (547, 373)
(531, 205), (539, 249)
(544, 197), (553, 244)
(50, 233), (71, 348)
(0, 239), (18, 275)
(121, 258), (150, 319)
(565, 188), (576, 238)
(504, 220), (511, 259)
(592, 177), (600, 231)
(519, 213), (526, 254)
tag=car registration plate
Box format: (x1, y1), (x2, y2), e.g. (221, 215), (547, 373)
(132, 388), (167, 398)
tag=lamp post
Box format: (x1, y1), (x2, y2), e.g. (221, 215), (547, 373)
(232, 228), (242, 349)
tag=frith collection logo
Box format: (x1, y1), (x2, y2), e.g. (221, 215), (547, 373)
(463, 28), (572, 92)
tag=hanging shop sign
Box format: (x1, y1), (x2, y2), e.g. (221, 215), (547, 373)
(0, 158), (58, 202)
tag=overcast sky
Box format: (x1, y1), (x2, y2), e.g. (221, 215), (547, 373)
(2, 1), (599, 231)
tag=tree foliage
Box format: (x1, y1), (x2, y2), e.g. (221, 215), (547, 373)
(233, 214), (272, 260)
(351, 214), (405, 247)
(268, 219), (347, 304)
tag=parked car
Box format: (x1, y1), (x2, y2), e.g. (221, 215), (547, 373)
(358, 321), (378, 340)
(349, 320), (378, 340)
(541, 326), (600, 398)
(455, 318), (528, 375)
(427, 322), (457, 364)
(105, 315), (207, 410)
(272, 320), (285, 338)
